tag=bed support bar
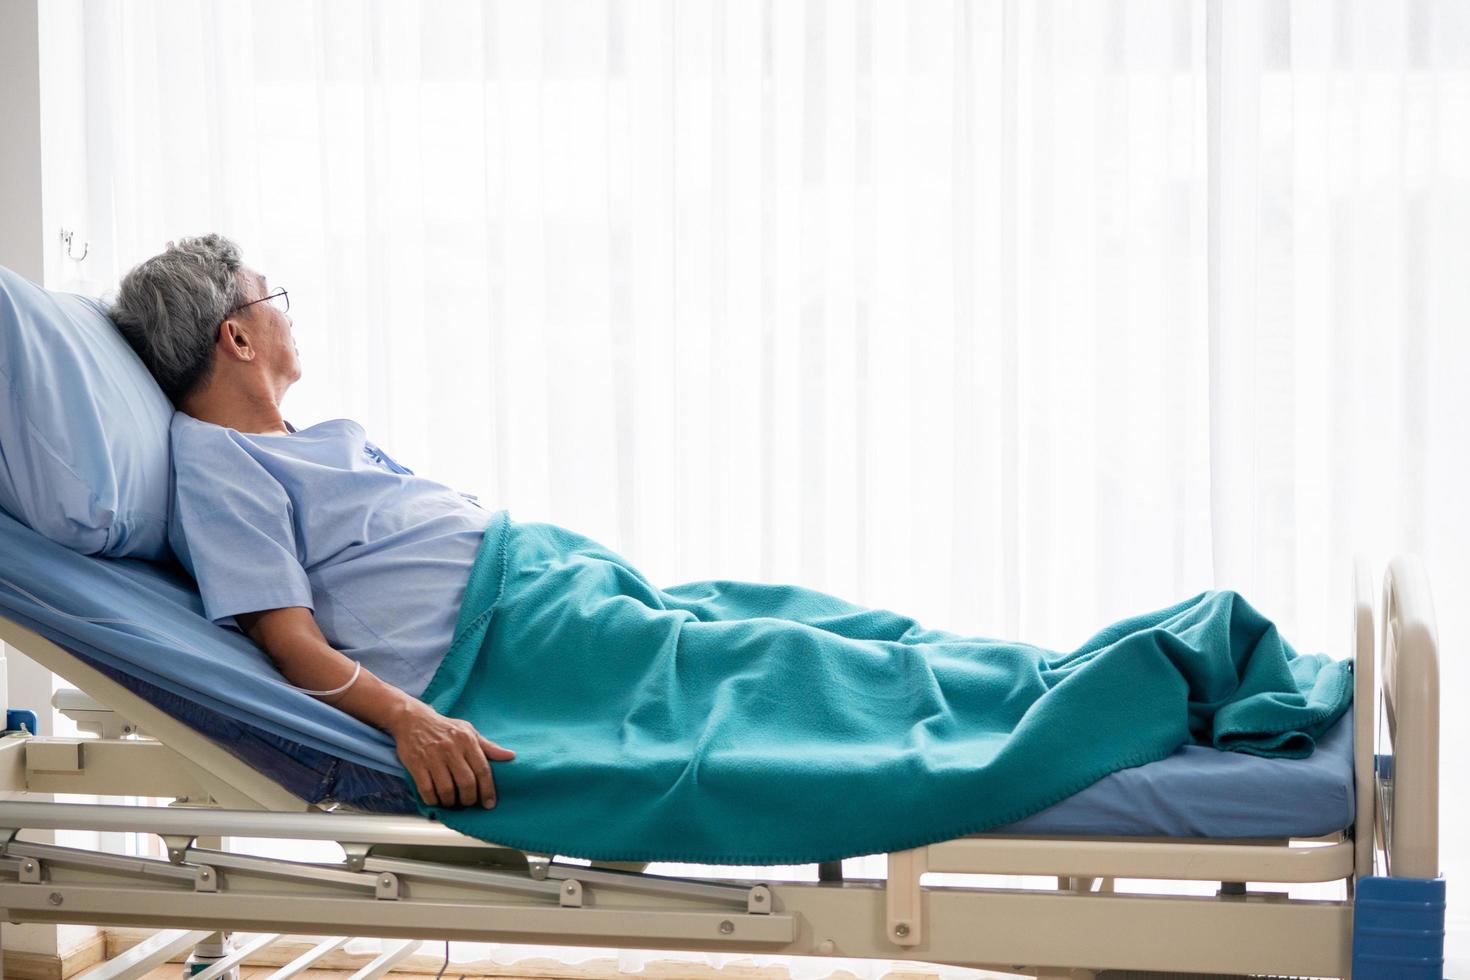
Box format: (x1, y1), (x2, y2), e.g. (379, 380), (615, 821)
(0, 798), (1361, 977)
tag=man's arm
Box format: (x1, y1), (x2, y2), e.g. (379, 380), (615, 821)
(234, 607), (513, 808)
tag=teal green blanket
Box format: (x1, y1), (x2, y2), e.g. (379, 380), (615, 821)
(415, 510), (1353, 864)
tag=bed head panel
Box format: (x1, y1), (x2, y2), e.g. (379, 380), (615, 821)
(1378, 555), (1440, 879)
(1352, 557), (1376, 880)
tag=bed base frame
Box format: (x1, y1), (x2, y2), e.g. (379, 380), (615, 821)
(0, 557), (1443, 979)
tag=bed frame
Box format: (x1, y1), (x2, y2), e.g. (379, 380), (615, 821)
(0, 557), (1443, 979)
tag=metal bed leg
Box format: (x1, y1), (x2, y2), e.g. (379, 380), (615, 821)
(178, 838), (239, 978)
(188, 932), (281, 980)
(182, 930), (233, 979)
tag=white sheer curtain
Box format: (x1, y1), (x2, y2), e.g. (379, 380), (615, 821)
(47, 0), (1468, 975)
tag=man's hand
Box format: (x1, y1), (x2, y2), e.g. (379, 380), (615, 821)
(385, 698), (515, 808)
(235, 606), (516, 809)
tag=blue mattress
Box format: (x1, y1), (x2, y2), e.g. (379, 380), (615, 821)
(0, 508), (1355, 840)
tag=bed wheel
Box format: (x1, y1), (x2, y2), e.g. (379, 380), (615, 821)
(183, 960), (238, 980)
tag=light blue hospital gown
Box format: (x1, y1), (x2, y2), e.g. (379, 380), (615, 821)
(167, 413), (492, 698)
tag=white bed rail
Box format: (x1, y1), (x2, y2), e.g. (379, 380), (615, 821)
(1352, 555), (1376, 882)
(1378, 554), (1440, 880)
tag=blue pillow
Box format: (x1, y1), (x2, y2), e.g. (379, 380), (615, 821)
(0, 265), (173, 559)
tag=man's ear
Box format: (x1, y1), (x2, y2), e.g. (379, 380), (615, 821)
(217, 318), (256, 363)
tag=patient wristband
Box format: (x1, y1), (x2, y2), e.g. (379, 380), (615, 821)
(293, 661), (362, 699)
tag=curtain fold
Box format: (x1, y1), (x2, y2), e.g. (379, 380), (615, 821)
(50, 1), (1469, 975)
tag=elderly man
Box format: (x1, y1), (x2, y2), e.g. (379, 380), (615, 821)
(111, 235), (511, 811)
(110, 235), (1353, 865)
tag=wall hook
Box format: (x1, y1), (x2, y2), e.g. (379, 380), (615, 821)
(60, 229), (89, 262)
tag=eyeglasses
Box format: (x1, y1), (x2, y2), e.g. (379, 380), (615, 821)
(230, 288), (290, 317)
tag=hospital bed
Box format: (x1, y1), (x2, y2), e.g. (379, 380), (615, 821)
(0, 501), (1444, 980)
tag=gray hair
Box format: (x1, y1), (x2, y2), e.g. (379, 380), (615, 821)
(110, 234), (248, 404)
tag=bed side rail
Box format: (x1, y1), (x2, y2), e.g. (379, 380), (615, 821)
(1352, 555), (1376, 881)
(1378, 554), (1440, 879)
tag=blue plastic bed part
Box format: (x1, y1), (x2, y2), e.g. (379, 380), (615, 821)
(1352, 875), (1446, 979)
(4, 709), (37, 735)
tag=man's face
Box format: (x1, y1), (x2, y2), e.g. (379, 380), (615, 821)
(236, 267), (301, 387)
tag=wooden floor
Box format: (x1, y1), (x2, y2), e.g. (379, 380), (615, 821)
(137, 972), (470, 980)
(126, 966), (963, 980)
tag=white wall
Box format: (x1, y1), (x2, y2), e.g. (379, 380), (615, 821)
(37, 0), (93, 294)
(0, 0), (44, 280)
(0, 0), (102, 960)
(0, 2), (59, 740)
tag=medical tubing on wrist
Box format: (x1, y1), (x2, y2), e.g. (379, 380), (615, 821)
(0, 575), (363, 699)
